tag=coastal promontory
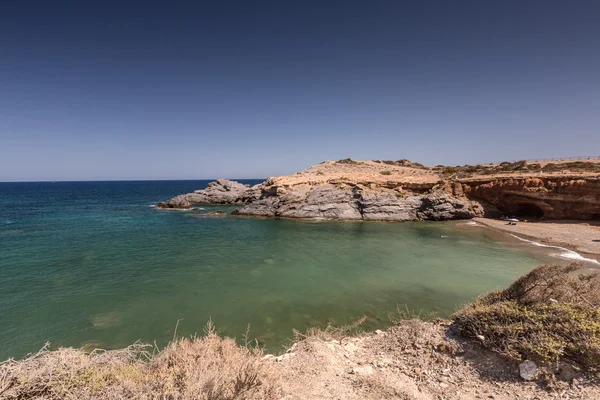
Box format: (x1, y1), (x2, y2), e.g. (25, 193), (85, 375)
(158, 158), (600, 222)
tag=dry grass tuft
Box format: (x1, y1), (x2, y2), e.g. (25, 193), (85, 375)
(454, 263), (600, 370)
(293, 316), (367, 342)
(388, 305), (438, 325)
(0, 322), (281, 399)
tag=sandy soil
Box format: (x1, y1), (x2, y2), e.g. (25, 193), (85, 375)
(271, 159), (600, 187)
(274, 320), (600, 400)
(474, 218), (600, 262)
(273, 160), (441, 186)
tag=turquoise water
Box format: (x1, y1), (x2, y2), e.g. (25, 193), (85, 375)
(0, 181), (557, 359)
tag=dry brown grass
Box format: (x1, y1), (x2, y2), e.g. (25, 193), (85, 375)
(292, 316), (367, 342)
(0, 322), (281, 400)
(454, 263), (600, 370)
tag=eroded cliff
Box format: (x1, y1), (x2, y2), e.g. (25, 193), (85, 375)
(158, 159), (600, 221)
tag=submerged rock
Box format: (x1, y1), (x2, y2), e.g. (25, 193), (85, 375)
(188, 211), (227, 218)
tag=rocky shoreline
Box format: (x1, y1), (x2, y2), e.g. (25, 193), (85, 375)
(158, 159), (600, 223)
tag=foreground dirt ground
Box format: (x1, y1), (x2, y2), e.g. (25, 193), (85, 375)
(3, 318), (599, 399)
(275, 320), (600, 400)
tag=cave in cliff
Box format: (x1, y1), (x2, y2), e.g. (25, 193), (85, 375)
(505, 203), (546, 220)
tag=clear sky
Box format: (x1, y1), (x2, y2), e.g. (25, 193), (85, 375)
(1, 1), (599, 181)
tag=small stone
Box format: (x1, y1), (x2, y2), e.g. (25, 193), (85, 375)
(519, 360), (537, 381)
(414, 367), (422, 374)
(375, 329), (384, 335)
(352, 365), (374, 376)
(439, 383), (449, 389)
(557, 363), (577, 382)
(476, 335), (485, 342)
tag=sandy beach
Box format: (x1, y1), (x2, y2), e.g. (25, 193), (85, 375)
(474, 217), (600, 262)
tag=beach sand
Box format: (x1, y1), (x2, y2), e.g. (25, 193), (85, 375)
(474, 218), (600, 262)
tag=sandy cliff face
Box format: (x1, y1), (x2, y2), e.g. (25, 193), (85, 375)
(460, 177), (600, 220)
(158, 159), (600, 221)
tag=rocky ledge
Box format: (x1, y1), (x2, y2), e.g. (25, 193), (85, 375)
(158, 159), (600, 221)
(156, 179), (263, 209)
(232, 182), (483, 221)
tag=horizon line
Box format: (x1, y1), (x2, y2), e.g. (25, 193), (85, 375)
(0, 178), (267, 184)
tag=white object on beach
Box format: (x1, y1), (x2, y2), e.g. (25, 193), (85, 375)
(506, 218), (519, 222)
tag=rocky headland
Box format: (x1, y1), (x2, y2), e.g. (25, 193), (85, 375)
(158, 158), (600, 222)
(157, 178), (263, 209)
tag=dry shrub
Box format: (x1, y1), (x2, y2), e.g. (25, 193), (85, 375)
(150, 322), (280, 399)
(335, 158), (360, 165)
(454, 263), (600, 370)
(293, 316), (367, 342)
(0, 322), (281, 400)
(388, 305), (437, 325)
(0, 342), (150, 399)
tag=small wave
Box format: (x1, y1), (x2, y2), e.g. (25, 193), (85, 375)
(458, 221), (480, 226)
(508, 234), (600, 265)
(148, 204), (156, 208)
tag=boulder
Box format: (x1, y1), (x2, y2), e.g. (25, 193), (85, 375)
(417, 189), (484, 220)
(157, 179), (262, 209)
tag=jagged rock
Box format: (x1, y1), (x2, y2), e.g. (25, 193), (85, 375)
(235, 183), (482, 221)
(157, 179), (262, 209)
(358, 191), (422, 220)
(235, 184), (363, 219)
(417, 189), (484, 220)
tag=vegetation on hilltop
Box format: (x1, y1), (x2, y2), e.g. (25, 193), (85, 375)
(334, 158), (600, 179)
(438, 160), (600, 178)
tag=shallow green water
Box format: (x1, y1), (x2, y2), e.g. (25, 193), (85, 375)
(0, 181), (560, 359)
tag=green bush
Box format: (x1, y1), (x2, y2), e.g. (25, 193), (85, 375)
(454, 263), (600, 371)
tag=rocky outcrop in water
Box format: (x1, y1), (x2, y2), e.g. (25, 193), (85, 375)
(158, 159), (600, 221)
(232, 183), (484, 221)
(156, 179), (262, 209)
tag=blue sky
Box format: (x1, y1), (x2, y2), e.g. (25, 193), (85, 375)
(1, 1), (599, 181)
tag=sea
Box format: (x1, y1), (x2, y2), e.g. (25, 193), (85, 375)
(0, 180), (566, 359)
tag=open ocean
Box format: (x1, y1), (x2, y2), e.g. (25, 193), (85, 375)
(0, 180), (558, 359)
